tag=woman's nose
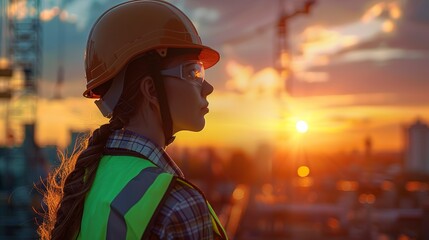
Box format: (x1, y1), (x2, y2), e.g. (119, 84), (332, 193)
(202, 80), (214, 96)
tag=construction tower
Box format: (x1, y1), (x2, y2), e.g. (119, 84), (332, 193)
(0, 0), (41, 144)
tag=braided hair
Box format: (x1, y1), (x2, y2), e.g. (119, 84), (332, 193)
(38, 53), (157, 240)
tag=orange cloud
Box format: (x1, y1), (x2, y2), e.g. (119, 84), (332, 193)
(361, 1), (402, 23)
(40, 7), (78, 23)
(8, 0), (31, 20)
(40, 7), (60, 22)
(225, 61), (284, 97)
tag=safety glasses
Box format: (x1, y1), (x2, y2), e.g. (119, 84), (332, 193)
(160, 61), (205, 87)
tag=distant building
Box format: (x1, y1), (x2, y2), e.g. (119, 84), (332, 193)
(404, 119), (429, 174)
(255, 142), (274, 182)
(0, 124), (48, 189)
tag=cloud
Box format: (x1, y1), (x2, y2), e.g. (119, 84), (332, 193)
(285, 0), (429, 102)
(329, 0), (429, 56)
(40, 7), (61, 22)
(300, 0), (368, 27)
(294, 71), (329, 83)
(39, 0), (113, 30)
(360, 1), (402, 23)
(293, 58), (429, 101)
(332, 17), (429, 60)
(338, 47), (428, 63)
(7, 0), (32, 20)
(294, 0), (406, 69)
(187, 0), (278, 47)
(193, 7), (220, 23)
(61, 0), (106, 30)
(40, 7), (78, 23)
(224, 61), (254, 93)
(224, 61), (284, 98)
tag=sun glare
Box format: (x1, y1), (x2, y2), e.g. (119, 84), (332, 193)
(0, 58), (10, 68)
(297, 166), (310, 177)
(382, 20), (395, 33)
(296, 120), (309, 133)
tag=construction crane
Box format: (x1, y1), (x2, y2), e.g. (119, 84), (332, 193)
(0, 0), (41, 144)
(53, 2), (66, 100)
(277, 0), (316, 95)
(0, 0), (13, 148)
(0, 2), (43, 238)
(222, 0), (316, 96)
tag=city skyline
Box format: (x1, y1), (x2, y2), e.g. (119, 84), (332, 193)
(1, 1), (429, 239)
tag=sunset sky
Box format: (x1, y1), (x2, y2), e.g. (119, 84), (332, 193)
(1, 0), (428, 154)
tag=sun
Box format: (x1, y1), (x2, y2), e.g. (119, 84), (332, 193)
(296, 120), (309, 133)
(297, 165), (310, 177)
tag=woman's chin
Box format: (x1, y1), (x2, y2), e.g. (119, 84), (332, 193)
(193, 118), (207, 132)
(190, 121), (205, 132)
(175, 120), (206, 133)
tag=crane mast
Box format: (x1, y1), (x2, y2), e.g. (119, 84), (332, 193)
(0, 0), (41, 144)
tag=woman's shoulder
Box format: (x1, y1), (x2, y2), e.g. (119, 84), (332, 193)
(153, 178), (213, 238)
(168, 178), (207, 205)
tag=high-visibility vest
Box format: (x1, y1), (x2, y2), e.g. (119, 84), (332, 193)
(78, 154), (228, 240)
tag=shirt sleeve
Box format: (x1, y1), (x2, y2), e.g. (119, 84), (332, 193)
(154, 182), (214, 240)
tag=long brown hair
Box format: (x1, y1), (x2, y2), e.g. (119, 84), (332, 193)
(37, 53), (162, 240)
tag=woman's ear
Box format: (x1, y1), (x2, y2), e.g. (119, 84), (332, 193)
(140, 76), (159, 111)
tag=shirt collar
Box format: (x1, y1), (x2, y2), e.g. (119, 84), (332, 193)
(105, 129), (184, 178)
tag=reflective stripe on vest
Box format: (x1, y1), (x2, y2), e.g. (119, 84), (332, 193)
(78, 155), (228, 240)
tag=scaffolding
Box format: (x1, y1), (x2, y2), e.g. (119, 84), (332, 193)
(0, 0), (41, 145)
(9, 0), (42, 85)
(0, 2), (42, 238)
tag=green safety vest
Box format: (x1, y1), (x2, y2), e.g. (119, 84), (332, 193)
(78, 154), (228, 240)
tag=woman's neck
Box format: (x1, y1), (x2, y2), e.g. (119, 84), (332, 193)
(125, 108), (166, 148)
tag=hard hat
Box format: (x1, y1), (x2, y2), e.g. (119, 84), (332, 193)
(83, 0), (220, 98)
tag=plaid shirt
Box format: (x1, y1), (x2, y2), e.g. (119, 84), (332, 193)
(106, 130), (214, 239)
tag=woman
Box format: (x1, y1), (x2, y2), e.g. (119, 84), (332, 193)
(38, 1), (228, 239)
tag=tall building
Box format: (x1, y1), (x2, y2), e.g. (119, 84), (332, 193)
(404, 119), (429, 174)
